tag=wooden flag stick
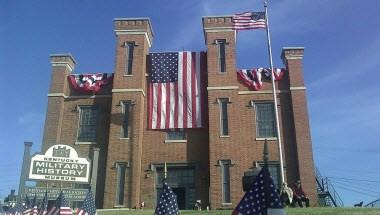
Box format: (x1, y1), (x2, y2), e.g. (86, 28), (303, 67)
(164, 162), (167, 180)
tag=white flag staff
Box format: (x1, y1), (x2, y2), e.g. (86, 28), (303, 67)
(264, 0), (285, 184)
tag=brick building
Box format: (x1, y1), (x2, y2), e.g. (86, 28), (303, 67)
(41, 16), (317, 209)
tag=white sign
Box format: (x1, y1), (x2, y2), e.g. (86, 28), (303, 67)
(29, 144), (90, 183)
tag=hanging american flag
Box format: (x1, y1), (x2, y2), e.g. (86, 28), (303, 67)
(237, 68), (285, 91)
(232, 165), (286, 215)
(47, 192), (72, 215)
(154, 182), (179, 215)
(148, 51), (207, 129)
(233, 12), (266, 30)
(77, 190), (96, 215)
(68, 73), (113, 93)
(37, 190), (48, 215)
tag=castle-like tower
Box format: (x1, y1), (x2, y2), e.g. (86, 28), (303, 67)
(41, 16), (317, 209)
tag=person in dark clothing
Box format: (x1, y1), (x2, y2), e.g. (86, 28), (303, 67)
(291, 180), (310, 207)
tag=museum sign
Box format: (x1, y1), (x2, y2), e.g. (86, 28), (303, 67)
(29, 144), (90, 183)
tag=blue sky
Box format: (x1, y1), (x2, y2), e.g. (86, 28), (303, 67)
(1, 0), (379, 207)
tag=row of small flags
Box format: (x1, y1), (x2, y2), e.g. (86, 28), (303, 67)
(6, 190), (96, 215)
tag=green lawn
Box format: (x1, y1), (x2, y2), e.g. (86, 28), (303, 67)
(98, 207), (380, 215)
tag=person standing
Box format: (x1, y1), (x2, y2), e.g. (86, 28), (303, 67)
(291, 180), (310, 207)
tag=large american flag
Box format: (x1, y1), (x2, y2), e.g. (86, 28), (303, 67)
(232, 165), (285, 215)
(237, 68), (285, 91)
(149, 51), (206, 129)
(233, 12), (266, 30)
(77, 190), (96, 215)
(154, 182), (179, 215)
(47, 192), (72, 215)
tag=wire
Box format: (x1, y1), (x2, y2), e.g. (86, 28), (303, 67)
(327, 176), (380, 184)
(333, 184), (380, 198)
(332, 180), (379, 194)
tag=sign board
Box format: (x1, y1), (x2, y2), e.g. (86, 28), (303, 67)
(25, 187), (87, 201)
(29, 144), (91, 183)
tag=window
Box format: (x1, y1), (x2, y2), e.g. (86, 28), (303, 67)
(77, 106), (97, 142)
(121, 101), (131, 138)
(216, 39), (226, 73)
(166, 129), (185, 141)
(258, 162), (281, 190)
(255, 103), (276, 138)
(125, 41), (135, 75)
(220, 160), (231, 203)
(219, 98), (229, 136)
(115, 162), (127, 206)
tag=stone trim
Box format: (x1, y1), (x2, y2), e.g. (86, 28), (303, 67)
(237, 90), (288, 95)
(112, 88), (146, 97)
(207, 86), (239, 91)
(51, 62), (74, 72)
(47, 93), (112, 99)
(114, 30), (152, 47)
(290, 86), (306, 91)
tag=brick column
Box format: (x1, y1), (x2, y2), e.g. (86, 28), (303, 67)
(103, 18), (153, 208)
(42, 54), (76, 152)
(202, 16), (240, 209)
(281, 47), (318, 206)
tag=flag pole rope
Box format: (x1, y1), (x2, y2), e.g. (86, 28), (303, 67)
(264, 0), (286, 184)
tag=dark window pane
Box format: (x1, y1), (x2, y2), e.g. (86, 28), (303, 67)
(216, 39), (226, 73)
(122, 101), (130, 138)
(166, 129), (185, 140)
(116, 163), (126, 205)
(126, 42), (135, 75)
(77, 107), (97, 142)
(219, 98), (229, 136)
(220, 160), (231, 203)
(255, 103), (276, 138)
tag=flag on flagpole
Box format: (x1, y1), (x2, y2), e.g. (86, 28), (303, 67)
(232, 165), (286, 215)
(47, 192), (72, 215)
(77, 190), (96, 215)
(148, 51), (207, 129)
(154, 182), (179, 215)
(233, 12), (266, 30)
(237, 68), (285, 91)
(37, 190), (48, 215)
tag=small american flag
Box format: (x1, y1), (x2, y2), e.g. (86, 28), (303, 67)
(232, 165), (285, 215)
(149, 52), (206, 129)
(47, 192), (72, 215)
(154, 182), (179, 215)
(37, 190), (48, 215)
(237, 68), (285, 91)
(233, 12), (266, 30)
(77, 190), (96, 215)
(7, 202), (24, 215)
(23, 195), (37, 215)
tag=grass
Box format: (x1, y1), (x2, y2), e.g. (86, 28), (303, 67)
(98, 207), (380, 215)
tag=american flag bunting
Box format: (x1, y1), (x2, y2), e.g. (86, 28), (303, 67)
(237, 68), (285, 91)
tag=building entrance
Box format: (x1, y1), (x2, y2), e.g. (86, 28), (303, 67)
(156, 165), (195, 210)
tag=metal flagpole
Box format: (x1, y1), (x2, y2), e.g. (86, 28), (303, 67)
(264, 0), (285, 184)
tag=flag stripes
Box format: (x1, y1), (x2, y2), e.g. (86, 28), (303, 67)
(233, 12), (266, 30)
(149, 51), (206, 129)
